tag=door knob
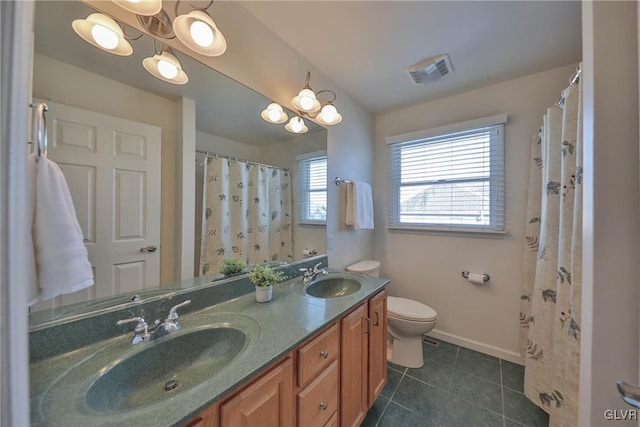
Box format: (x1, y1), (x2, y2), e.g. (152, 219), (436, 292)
(140, 244), (158, 253)
(617, 381), (640, 408)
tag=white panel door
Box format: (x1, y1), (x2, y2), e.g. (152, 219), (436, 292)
(31, 100), (161, 310)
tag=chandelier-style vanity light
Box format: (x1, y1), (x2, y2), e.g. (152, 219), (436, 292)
(260, 71), (342, 134)
(113, 0), (227, 57)
(72, 13), (134, 56)
(143, 42), (189, 84)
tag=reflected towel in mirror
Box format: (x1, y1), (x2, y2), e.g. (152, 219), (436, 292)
(27, 153), (94, 305)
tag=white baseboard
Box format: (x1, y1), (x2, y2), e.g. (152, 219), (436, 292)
(427, 329), (524, 366)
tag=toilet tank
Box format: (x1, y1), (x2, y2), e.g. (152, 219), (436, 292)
(346, 260), (381, 277)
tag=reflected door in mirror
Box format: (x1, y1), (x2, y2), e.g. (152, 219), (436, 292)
(30, 100), (161, 311)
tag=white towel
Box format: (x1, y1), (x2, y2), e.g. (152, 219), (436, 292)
(28, 153), (94, 305)
(345, 181), (374, 230)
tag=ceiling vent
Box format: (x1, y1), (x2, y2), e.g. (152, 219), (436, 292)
(406, 54), (453, 85)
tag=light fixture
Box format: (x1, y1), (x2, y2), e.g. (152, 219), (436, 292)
(285, 116), (308, 134)
(72, 13), (133, 56)
(260, 103), (288, 124)
(291, 72), (342, 125)
(142, 44), (189, 85)
(173, 9), (227, 56)
(113, 0), (227, 57)
(260, 71), (342, 133)
(112, 0), (162, 17)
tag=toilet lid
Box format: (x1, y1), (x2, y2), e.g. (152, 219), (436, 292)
(387, 296), (437, 322)
(346, 260), (380, 274)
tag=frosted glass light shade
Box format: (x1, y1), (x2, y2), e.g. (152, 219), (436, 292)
(292, 88), (321, 113)
(316, 103), (343, 126)
(72, 13), (133, 56)
(173, 10), (227, 57)
(285, 116), (308, 134)
(112, 0), (162, 16)
(260, 103), (288, 124)
(142, 50), (189, 85)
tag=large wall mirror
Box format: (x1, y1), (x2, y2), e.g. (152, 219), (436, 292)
(29, 0), (328, 326)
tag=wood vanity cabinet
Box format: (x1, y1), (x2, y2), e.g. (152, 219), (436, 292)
(296, 323), (340, 427)
(367, 289), (388, 406)
(220, 356), (294, 427)
(340, 289), (388, 427)
(183, 288), (387, 427)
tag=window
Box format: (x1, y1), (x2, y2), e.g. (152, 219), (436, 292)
(298, 153), (327, 224)
(388, 115), (506, 234)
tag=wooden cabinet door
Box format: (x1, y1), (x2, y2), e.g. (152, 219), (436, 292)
(220, 357), (293, 427)
(183, 401), (219, 427)
(368, 289), (388, 406)
(340, 303), (368, 427)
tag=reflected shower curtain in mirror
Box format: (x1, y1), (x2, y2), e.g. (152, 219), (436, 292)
(520, 73), (582, 427)
(199, 156), (293, 276)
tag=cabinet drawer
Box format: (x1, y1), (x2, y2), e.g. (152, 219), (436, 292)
(297, 323), (339, 387)
(324, 411), (338, 427)
(297, 360), (338, 427)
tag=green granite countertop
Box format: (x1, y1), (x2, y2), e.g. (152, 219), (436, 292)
(30, 271), (389, 427)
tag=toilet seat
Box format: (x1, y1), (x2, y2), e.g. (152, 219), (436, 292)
(388, 296), (437, 322)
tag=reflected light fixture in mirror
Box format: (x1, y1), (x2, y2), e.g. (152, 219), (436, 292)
(113, 0), (227, 57)
(113, 0), (162, 16)
(72, 13), (133, 56)
(261, 71), (343, 132)
(260, 103), (288, 124)
(143, 44), (189, 84)
(285, 116), (308, 134)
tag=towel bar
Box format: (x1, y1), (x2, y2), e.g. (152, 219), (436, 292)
(29, 102), (48, 158)
(335, 177), (352, 186)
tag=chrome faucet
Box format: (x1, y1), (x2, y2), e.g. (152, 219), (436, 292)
(116, 300), (191, 344)
(162, 300), (191, 333)
(116, 317), (150, 344)
(300, 262), (328, 285)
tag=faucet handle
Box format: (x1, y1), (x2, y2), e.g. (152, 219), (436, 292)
(299, 267), (312, 276)
(116, 316), (148, 332)
(313, 263), (327, 275)
(116, 317), (149, 344)
(167, 300), (191, 321)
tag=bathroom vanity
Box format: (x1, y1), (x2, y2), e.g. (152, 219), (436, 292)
(29, 260), (389, 427)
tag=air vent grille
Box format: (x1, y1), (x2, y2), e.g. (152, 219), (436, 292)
(405, 54), (453, 85)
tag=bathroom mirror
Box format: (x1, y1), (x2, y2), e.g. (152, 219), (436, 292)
(29, 0), (327, 326)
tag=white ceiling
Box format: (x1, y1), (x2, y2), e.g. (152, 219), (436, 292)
(240, 1), (582, 115)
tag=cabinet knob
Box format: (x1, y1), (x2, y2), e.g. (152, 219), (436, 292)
(319, 401), (328, 410)
(320, 350), (329, 359)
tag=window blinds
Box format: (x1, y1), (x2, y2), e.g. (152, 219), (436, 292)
(299, 156), (327, 223)
(388, 123), (505, 233)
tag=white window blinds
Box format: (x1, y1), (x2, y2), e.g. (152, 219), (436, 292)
(388, 118), (505, 233)
(298, 155), (327, 224)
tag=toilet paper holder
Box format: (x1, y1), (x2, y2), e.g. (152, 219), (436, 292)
(461, 271), (490, 282)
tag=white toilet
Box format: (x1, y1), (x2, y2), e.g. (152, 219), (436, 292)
(346, 260), (438, 369)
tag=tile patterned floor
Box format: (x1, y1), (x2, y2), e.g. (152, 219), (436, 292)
(362, 339), (549, 427)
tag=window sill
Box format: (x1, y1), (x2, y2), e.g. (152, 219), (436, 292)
(298, 222), (326, 227)
(387, 225), (507, 238)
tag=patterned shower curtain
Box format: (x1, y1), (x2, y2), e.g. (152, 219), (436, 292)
(520, 74), (582, 427)
(199, 156), (293, 276)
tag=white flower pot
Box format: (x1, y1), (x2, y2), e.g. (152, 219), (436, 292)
(255, 285), (273, 303)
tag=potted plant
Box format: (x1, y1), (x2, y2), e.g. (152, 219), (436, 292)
(219, 258), (247, 276)
(249, 264), (286, 303)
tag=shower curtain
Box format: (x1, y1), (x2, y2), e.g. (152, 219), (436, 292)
(199, 156), (293, 276)
(520, 71), (582, 427)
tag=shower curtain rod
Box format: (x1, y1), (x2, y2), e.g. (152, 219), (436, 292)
(195, 150), (291, 172)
